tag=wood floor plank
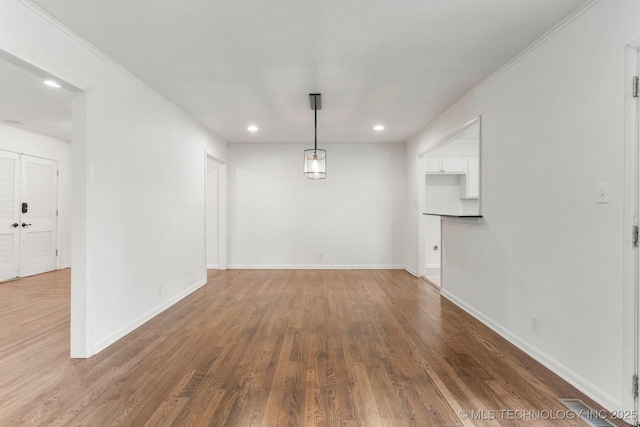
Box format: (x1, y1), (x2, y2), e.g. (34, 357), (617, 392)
(0, 269), (623, 426)
(143, 369), (195, 427)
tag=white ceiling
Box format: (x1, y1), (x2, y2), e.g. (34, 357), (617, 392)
(0, 57), (73, 142)
(30, 0), (587, 144)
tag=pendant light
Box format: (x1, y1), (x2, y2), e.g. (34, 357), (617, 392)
(304, 93), (326, 179)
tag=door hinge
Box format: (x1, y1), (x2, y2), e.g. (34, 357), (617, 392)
(57, 170), (59, 177)
(56, 209), (58, 217)
(634, 76), (639, 98)
(55, 249), (58, 256)
(633, 374), (639, 397)
(633, 226), (639, 248)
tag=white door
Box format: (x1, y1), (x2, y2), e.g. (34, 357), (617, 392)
(0, 150), (21, 281)
(19, 155), (58, 278)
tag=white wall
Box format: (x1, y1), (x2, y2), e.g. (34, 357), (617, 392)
(424, 174), (466, 215)
(426, 138), (479, 157)
(0, 0), (228, 357)
(0, 123), (71, 268)
(405, 0), (639, 413)
(229, 143), (406, 268)
(423, 214), (440, 268)
(206, 158), (219, 268)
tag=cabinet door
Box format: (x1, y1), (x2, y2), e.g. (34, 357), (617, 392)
(424, 158), (442, 173)
(441, 158), (467, 174)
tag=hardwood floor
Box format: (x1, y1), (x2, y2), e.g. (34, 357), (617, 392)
(0, 269), (622, 426)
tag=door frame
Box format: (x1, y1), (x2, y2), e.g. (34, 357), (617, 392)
(624, 41), (640, 422)
(205, 153), (227, 271)
(416, 154), (443, 282)
(416, 116), (481, 282)
(0, 45), (91, 357)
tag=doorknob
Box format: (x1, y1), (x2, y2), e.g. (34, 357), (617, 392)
(10, 223), (18, 228)
(21, 223), (32, 228)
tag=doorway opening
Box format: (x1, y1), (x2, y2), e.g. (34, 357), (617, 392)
(0, 54), (75, 282)
(0, 48), (86, 358)
(416, 117), (481, 288)
(206, 154), (227, 270)
(0, 151), (59, 281)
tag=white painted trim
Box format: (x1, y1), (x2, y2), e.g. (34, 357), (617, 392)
(58, 264), (71, 270)
(404, 266), (417, 277)
(92, 279), (207, 355)
(217, 163), (228, 270)
(416, 156), (424, 279)
(70, 93), (93, 359)
(424, 264), (440, 269)
(623, 40), (640, 420)
(228, 265), (406, 270)
(440, 289), (621, 413)
(420, 0), (600, 132)
(205, 154), (226, 273)
(207, 154), (227, 165)
(203, 150), (207, 281)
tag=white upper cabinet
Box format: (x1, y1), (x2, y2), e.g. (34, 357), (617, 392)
(424, 157), (467, 174)
(425, 159), (442, 173)
(421, 116), (481, 216)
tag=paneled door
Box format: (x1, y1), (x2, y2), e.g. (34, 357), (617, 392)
(0, 150), (58, 281)
(0, 150), (20, 281)
(19, 155), (58, 278)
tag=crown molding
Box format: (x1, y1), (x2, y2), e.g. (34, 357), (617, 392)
(417, 0), (600, 134)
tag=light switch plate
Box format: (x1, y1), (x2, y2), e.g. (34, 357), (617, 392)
(597, 183), (609, 204)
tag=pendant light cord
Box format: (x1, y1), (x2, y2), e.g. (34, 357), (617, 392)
(314, 95), (318, 153)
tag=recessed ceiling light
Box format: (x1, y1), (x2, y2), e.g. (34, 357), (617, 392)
(3, 119), (24, 125)
(374, 124), (385, 131)
(44, 80), (61, 88)
(247, 125), (259, 132)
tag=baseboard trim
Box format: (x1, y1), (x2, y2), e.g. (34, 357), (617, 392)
(440, 289), (621, 413)
(420, 276), (441, 290)
(92, 278), (207, 355)
(228, 264), (405, 270)
(206, 265), (219, 270)
(58, 264), (71, 270)
(424, 264), (440, 269)
(404, 266), (417, 276)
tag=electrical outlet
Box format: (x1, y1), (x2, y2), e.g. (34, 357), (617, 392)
(531, 315), (539, 334)
(433, 245), (439, 251)
(318, 252), (324, 259)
